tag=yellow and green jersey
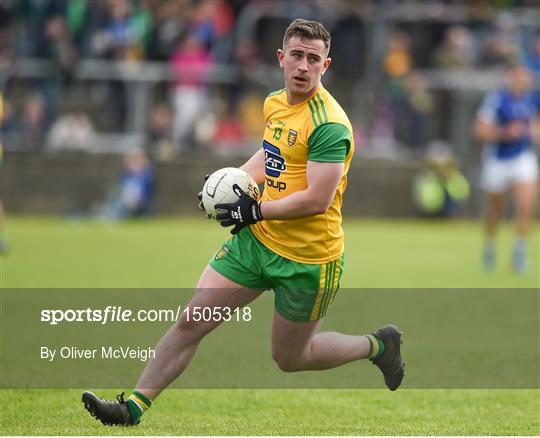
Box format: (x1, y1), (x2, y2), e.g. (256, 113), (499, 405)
(250, 86), (355, 264)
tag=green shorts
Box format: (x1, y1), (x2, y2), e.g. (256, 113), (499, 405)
(209, 227), (344, 322)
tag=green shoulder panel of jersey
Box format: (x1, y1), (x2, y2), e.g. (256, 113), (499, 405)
(307, 123), (351, 163)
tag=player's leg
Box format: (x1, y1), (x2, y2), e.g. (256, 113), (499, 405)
(82, 265), (261, 426)
(269, 255), (403, 390)
(134, 265), (261, 398)
(270, 311), (404, 390)
(484, 191), (506, 239)
(270, 310), (369, 371)
(508, 152), (538, 273)
(513, 180), (537, 236)
(483, 191), (505, 270)
(480, 156), (508, 271)
(270, 258), (365, 371)
(511, 180), (538, 272)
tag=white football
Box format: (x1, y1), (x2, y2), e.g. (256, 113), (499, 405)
(201, 167), (260, 220)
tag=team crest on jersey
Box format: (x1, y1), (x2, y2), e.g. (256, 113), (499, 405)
(287, 129), (298, 147)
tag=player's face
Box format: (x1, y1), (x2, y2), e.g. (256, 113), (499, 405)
(277, 36), (331, 104)
(507, 66), (533, 96)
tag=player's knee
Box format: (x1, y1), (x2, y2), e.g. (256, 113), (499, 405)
(272, 350), (302, 373)
(174, 315), (212, 341)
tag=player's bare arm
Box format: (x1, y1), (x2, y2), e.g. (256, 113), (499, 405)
(474, 119), (529, 143)
(260, 161), (344, 219)
(474, 119), (497, 144)
(240, 148), (266, 184)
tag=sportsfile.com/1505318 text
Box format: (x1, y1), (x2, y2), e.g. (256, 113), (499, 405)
(40, 305), (253, 325)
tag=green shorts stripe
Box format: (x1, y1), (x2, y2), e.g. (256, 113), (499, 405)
(319, 262), (332, 319)
(317, 258), (342, 320)
(325, 261), (338, 316)
(209, 227), (344, 322)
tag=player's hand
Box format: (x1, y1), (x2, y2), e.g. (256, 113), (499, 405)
(198, 174), (211, 219)
(501, 121), (528, 141)
(215, 184), (263, 234)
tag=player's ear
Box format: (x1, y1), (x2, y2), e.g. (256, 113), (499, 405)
(321, 57), (332, 76)
(277, 49), (285, 69)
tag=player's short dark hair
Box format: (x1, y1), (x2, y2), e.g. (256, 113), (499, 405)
(283, 19), (331, 56)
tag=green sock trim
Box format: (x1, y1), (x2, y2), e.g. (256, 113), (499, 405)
(127, 391), (152, 424)
(376, 338), (385, 357)
(126, 400), (142, 424)
(133, 391), (152, 408)
(367, 334), (386, 359)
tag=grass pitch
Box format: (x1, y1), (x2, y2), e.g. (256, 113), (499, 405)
(1, 217), (539, 435)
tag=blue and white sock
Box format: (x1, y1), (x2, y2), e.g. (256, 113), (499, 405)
(483, 240), (496, 271)
(512, 238), (527, 274)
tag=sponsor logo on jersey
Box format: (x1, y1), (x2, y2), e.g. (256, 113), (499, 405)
(287, 129), (298, 147)
(214, 246), (229, 260)
(263, 140), (286, 177)
(265, 177), (287, 191)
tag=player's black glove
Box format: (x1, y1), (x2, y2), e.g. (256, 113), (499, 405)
(197, 174), (210, 219)
(215, 184), (263, 235)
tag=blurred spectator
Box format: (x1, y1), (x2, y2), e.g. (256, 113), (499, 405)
(0, 2), (13, 81)
(383, 31), (412, 149)
(383, 31), (433, 150)
(402, 72), (434, 149)
(17, 0), (62, 57)
(190, 0), (235, 62)
(330, 13), (365, 79)
(64, 0), (89, 46)
(101, 148), (155, 220)
(43, 15), (78, 81)
(46, 105), (96, 152)
(90, 0), (150, 61)
(523, 31), (540, 78)
(19, 93), (48, 150)
(229, 37), (259, 116)
(384, 31), (412, 78)
(0, 94), (16, 142)
(412, 141), (470, 217)
(40, 15), (78, 119)
(169, 33), (214, 151)
(432, 26), (475, 70)
(479, 12), (522, 69)
(211, 115), (245, 153)
(88, 0), (153, 130)
(479, 30), (520, 68)
(146, 0), (188, 61)
(147, 103), (176, 161)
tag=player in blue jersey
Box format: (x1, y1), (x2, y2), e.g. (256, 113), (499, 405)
(474, 64), (539, 273)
